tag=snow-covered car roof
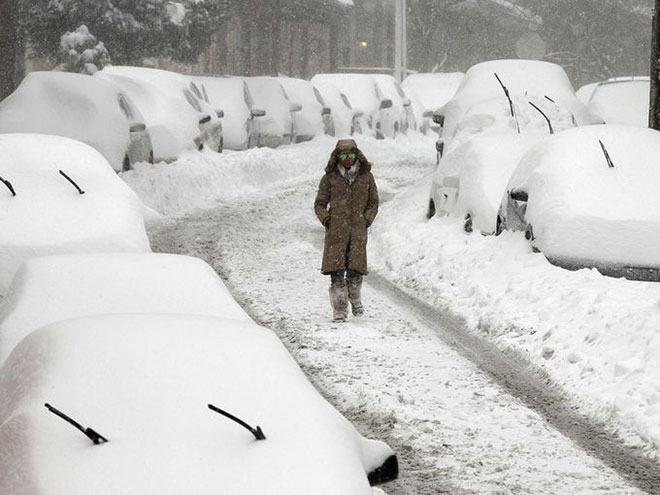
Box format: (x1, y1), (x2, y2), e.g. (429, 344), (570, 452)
(441, 60), (599, 139)
(0, 313), (396, 494)
(313, 81), (355, 137)
(0, 71), (136, 172)
(0, 134), (150, 294)
(504, 124), (660, 273)
(0, 253), (250, 364)
(193, 76), (252, 150)
(437, 133), (547, 234)
(276, 77), (325, 137)
(95, 70), (203, 161)
(311, 73), (381, 116)
(587, 78), (649, 127)
(245, 77), (294, 136)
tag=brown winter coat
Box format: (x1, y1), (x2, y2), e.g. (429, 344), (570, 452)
(314, 139), (379, 275)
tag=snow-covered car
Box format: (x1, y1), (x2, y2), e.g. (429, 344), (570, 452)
(277, 77), (334, 141)
(585, 77), (650, 127)
(193, 76), (266, 150)
(0, 313), (398, 494)
(311, 73), (399, 139)
(428, 133), (547, 234)
(435, 60), (601, 162)
(0, 253), (250, 363)
(496, 124), (660, 281)
(0, 71), (152, 172)
(97, 66), (223, 159)
(0, 134), (150, 294)
(402, 72), (464, 134)
(372, 74), (414, 133)
(313, 81), (366, 137)
(245, 77), (300, 147)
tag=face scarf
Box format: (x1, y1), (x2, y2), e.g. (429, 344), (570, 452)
(338, 160), (360, 185)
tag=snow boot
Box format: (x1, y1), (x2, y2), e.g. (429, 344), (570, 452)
(329, 285), (348, 322)
(347, 276), (364, 317)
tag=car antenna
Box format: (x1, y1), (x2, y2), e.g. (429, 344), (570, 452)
(598, 140), (615, 168)
(528, 102), (554, 134)
(207, 403), (266, 440)
(44, 403), (108, 445)
(0, 176), (16, 196)
(494, 73), (520, 133)
(58, 170), (85, 194)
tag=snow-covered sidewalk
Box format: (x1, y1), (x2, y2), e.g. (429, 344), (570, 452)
(129, 134), (656, 493)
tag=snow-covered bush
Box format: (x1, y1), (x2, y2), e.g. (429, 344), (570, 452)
(56, 25), (111, 75)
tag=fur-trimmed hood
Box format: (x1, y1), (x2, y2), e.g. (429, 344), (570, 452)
(325, 139), (372, 174)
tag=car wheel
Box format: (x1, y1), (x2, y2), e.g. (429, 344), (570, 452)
(122, 154), (131, 172)
(525, 224), (534, 241)
(464, 213), (473, 233)
(426, 198), (436, 219)
(495, 214), (504, 235)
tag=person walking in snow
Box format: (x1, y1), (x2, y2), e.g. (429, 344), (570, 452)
(314, 139), (379, 322)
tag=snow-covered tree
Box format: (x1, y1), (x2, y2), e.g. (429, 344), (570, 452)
(56, 25), (111, 74)
(20, 0), (230, 66)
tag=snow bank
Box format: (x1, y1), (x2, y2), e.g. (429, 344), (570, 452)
(0, 71), (130, 171)
(0, 134), (150, 295)
(370, 169), (660, 451)
(122, 134), (433, 219)
(506, 124), (660, 268)
(0, 313), (393, 494)
(0, 252), (250, 363)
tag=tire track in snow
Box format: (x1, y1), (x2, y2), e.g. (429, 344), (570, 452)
(149, 176), (651, 494)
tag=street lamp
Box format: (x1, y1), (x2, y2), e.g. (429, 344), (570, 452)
(394, 0), (407, 83)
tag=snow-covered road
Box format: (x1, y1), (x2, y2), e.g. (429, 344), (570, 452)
(140, 136), (656, 493)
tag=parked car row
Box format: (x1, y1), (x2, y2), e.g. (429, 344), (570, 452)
(0, 133), (399, 492)
(426, 59), (660, 281)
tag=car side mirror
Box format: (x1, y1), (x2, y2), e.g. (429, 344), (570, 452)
(403, 97), (411, 107)
(251, 108), (266, 118)
(432, 113), (445, 126)
(290, 103), (302, 113)
(422, 110), (434, 118)
(354, 110), (364, 118)
(322, 106), (331, 115)
(215, 109), (224, 118)
(199, 115), (212, 125)
(380, 99), (393, 110)
(510, 190), (528, 202)
(129, 123), (146, 132)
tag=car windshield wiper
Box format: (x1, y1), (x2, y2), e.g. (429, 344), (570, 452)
(529, 102), (554, 134)
(45, 403), (108, 445)
(208, 403), (266, 440)
(0, 176), (16, 196)
(59, 170), (85, 194)
(494, 72), (520, 133)
(599, 140), (616, 168)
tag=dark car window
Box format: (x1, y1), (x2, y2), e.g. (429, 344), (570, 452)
(313, 87), (326, 107)
(340, 93), (352, 109)
(183, 90), (203, 112)
(118, 94), (134, 120)
(243, 82), (254, 108)
(190, 82), (204, 101)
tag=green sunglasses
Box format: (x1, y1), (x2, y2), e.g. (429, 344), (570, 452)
(339, 152), (357, 161)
